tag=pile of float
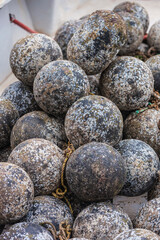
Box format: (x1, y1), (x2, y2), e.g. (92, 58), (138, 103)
(0, 1), (160, 239)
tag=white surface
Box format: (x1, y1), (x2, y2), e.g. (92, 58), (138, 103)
(0, 0), (12, 8)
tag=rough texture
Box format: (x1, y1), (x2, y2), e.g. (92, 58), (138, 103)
(123, 109), (160, 157)
(0, 97), (19, 149)
(23, 196), (73, 233)
(114, 228), (160, 240)
(113, 1), (149, 33)
(147, 21), (160, 51)
(88, 74), (100, 95)
(8, 138), (64, 196)
(137, 43), (149, 54)
(146, 55), (160, 91)
(0, 222), (54, 240)
(0, 146), (11, 162)
(69, 239), (88, 240)
(66, 142), (126, 202)
(54, 19), (84, 59)
(1, 81), (39, 117)
(117, 12), (144, 55)
(0, 162), (34, 225)
(99, 56), (154, 111)
(33, 60), (90, 117)
(134, 197), (160, 236)
(73, 202), (133, 240)
(67, 10), (126, 75)
(10, 111), (67, 150)
(115, 139), (159, 196)
(10, 34), (63, 86)
(65, 95), (123, 149)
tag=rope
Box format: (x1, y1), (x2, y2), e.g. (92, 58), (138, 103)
(52, 142), (74, 214)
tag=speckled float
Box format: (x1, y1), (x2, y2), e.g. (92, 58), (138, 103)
(23, 196), (73, 233)
(66, 142), (126, 202)
(146, 55), (160, 91)
(99, 56), (154, 111)
(54, 19), (83, 59)
(0, 222), (54, 240)
(116, 12), (144, 55)
(73, 202), (133, 240)
(0, 146), (11, 162)
(33, 60), (90, 117)
(87, 74), (100, 95)
(8, 138), (64, 196)
(113, 1), (149, 33)
(0, 97), (19, 149)
(115, 139), (159, 196)
(10, 34), (63, 86)
(147, 21), (160, 51)
(10, 111), (67, 150)
(0, 162), (34, 225)
(134, 197), (160, 236)
(67, 10), (126, 75)
(65, 95), (123, 149)
(123, 109), (160, 157)
(114, 229), (160, 240)
(1, 81), (39, 117)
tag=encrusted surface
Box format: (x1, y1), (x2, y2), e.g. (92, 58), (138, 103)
(146, 55), (160, 91)
(2, 81), (39, 117)
(123, 109), (160, 157)
(67, 10), (126, 75)
(148, 20), (160, 51)
(99, 56), (154, 111)
(65, 95), (123, 149)
(66, 142), (125, 202)
(0, 97), (19, 149)
(134, 197), (160, 236)
(10, 34), (63, 86)
(10, 111), (67, 149)
(0, 146), (11, 162)
(114, 228), (160, 240)
(115, 139), (159, 196)
(73, 202), (133, 240)
(113, 1), (149, 33)
(117, 12), (144, 55)
(55, 19), (83, 59)
(8, 138), (64, 196)
(0, 222), (54, 240)
(23, 196), (73, 233)
(87, 74), (100, 95)
(33, 60), (90, 117)
(0, 162), (34, 225)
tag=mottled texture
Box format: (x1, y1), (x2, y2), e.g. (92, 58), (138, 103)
(117, 12), (144, 55)
(88, 74), (100, 95)
(10, 34), (63, 86)
(146, 55), (160, 91)
(8, 138), (64, 196)
(23, 196), (73, 233)
(65, 95), (123, 149)
(55, 19), (83, 59)
(0, 97), (19, 149)
(123, 109), (160, 157)
(115, 139), (159, 196)
(0, 146), (11, 162)
(114, 228), (160, 240)
(113, 1), (149, 33)
(148, 21), (160, 51)
(73, 202), (132, 240)
(10, 111), (67, 149)
(33, 60), (90, 117)
(70, 239), (88, 240)
(66, 142), (125, 202)
(99, 56), (154, 111)
(134, 197), (160, 236)
(137, 43), (149, 54)
(0, 222), (54, 240)
(0, 162), (34, 225)
(67, 10), (126, 75)
(1, 81), (39, 117)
